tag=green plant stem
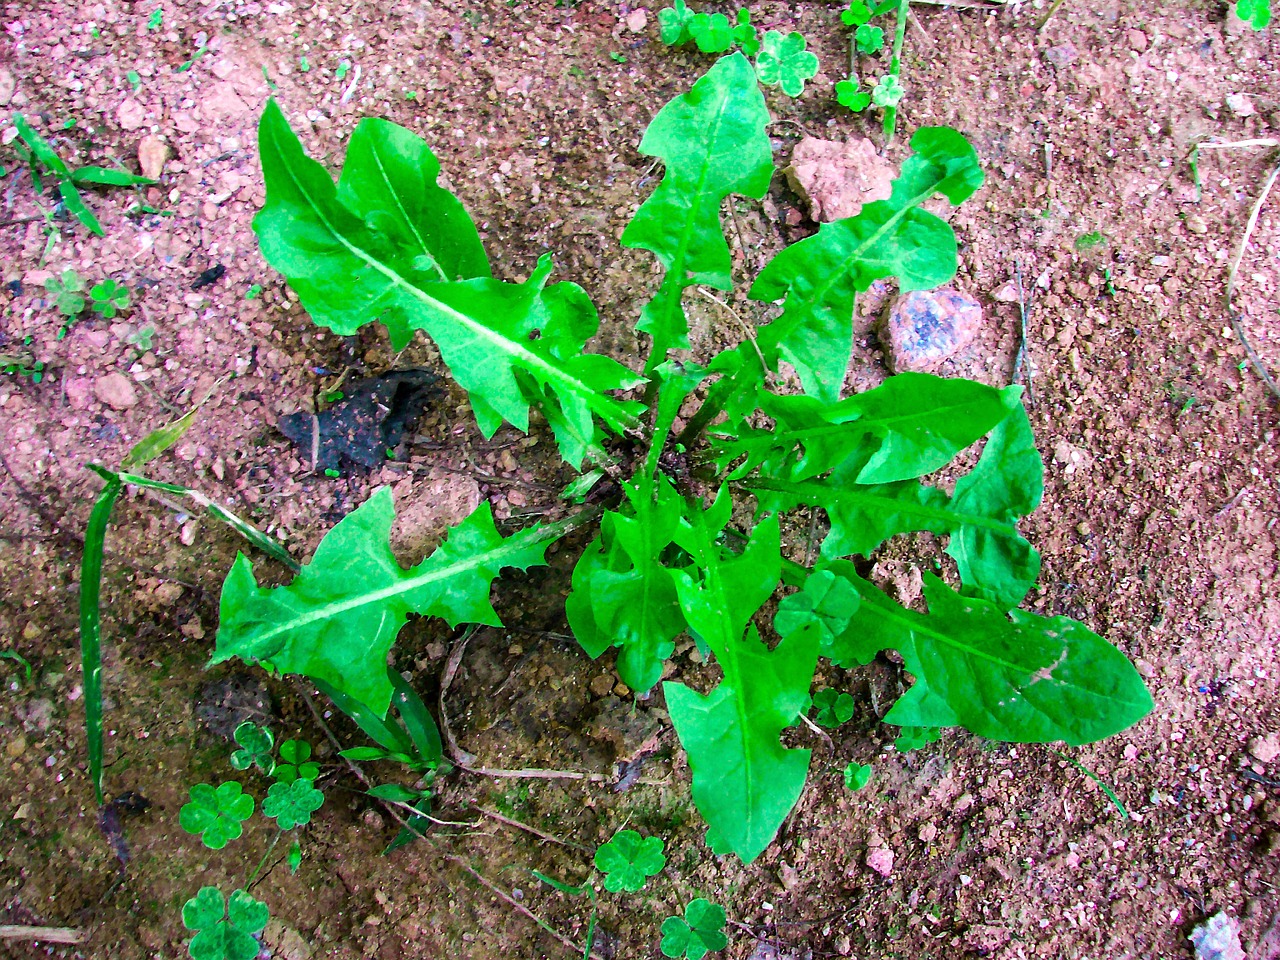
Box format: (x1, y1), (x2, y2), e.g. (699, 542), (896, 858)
(80, 472), (122, 806)
(245, 831), (282, 887)
(885, 0), (910, 141)
(1049, 749), (1129, 820)
(675, 351), (766, 450)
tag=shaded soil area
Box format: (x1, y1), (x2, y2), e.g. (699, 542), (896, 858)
(1, 1), (1279, 958)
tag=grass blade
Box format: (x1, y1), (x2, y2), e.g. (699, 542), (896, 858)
(80, 472), (122, 805)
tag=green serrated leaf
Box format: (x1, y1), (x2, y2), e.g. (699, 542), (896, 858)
(566, 474), (688, 693)
(213, 488), (562, 716)
(754, 30), (819, 97)
(594, 829), (666, 892)
(664, 512), (817, 864)
(621, 54), (771, 372)
(253, 100), (642, 467)
(826, 570), (1154, 745)
(749, 127), (983, 402)
(713, 374), (1020, 485)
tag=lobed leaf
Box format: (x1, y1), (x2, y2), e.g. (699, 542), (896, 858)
(822, 569), (1154, 745)
(254, 100), (641, 467)
(664, 511), (818, 864)
(621, 53), (771, 370)
(749, 127), (983, 402)
(213, 488), (559, 716)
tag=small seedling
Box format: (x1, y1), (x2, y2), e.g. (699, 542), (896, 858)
(126, 70), (142, 92)
(126, 324), (156, 351)
(0, 650), (33, 687)
(181, 887), (269, 960)
(245, 284), (263, 299)
(90, 278), (130, 319)
(177, 45), (208, 73)
(229, 720), (275, 775)
(810, 689), (855, 728)
(147, 8), (163, 30)
(843, 762), (871, 791)
(299, 56), (311, 73)
(593, 829), (666, 892)
(0, 347), (43, 383)
(660, 898), (728, 960)
(1237, 0), (1272, 28)
(261, 778), (324, 830)
(179, 781), (255, 849)
(274, 739), (320, 783)
(753, 30), (819, 97)
(45, 269), (86, 319)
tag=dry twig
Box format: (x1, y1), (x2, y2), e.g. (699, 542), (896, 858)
(1225, 157), (1280, 402)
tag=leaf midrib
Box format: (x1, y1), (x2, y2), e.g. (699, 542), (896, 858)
(267, 122), (638, 433)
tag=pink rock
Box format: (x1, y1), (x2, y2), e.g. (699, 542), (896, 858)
(64, 376), (92, 410)
(117, 98), (146, 131)
(785, 137), (894, 223)
(865, 846), (894, 877)
(93, 372), (137, 410)
(882, 288), (983, 374)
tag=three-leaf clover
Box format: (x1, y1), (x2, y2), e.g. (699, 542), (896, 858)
(689, 12), (733, 53)
(811, 689), (855, 728)
(871, 74), (904, 109)
(229, 720), (275, 774)
(593, 829), (666, 892)
(660, 898), (728, 960)
(274, 739), (320, 784)
(182, 887), (269, 960)
(90, 278), (131, 319)
(731, 9), (760, 56)
(658, 0), (694, 45)
(835, 79), (872, 113)
(45, 270), (86, 317)
(844, 761), (872, 792)
(855, 23), (884, 54)
(262, 777), (325, 830)
(755, 30), (820, 98)
(179, 782), (254, 849)
(774, 568), (861, 645)
(1237, 0), (1272, 29)
(841, 1), (872, 26)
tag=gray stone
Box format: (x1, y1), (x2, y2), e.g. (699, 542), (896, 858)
(882, 288), (983, 374)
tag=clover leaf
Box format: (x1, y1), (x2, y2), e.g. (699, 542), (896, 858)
(732, 9), (760, 56)
(44, 270), (86, 317)
(90, 278), (131, 319)
(774, 569), (861, 647)
(844, 762), (872, 792)
(179, 782), (254, 850)
(689, 12), (733, 53)
(841, 1), (872, 26)
(1236, 0), (1271, 29)
(855, 23), (884, 54)
(660, 898), (728, 960)
(593, 829), (666, 893)
(835, 79), (872, 113)
(811, 689), (855, 728)
(658, 0), (695, 45)
(229, 720), (275, 775)
(755, 30), (820, 98)
(871, 74), (904, 108)
(262, 777), (325, 830)
(274, 739), (320, 784)
(182, 887), (269, 960)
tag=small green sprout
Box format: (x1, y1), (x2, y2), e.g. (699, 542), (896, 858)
(871, 73), (903, 108)
(274, 739), (320, 784)
(610, 51), (628, 64)
(754, 30), (819, 97)
(182, 887), (269, 960)
(855, 23), (885, 54)
(287, 839), (303, 873)
(1237, 0), (1272, 29)
(147, 8), (163, 31)
(810, 689), (855, 728)
(660, 898), (728, 960)
(335, 60), (350, 81)
(45, 269), (86, 318)
(127, 70), (142, 92)
(262, 778), (324, 830)
(179, 782), (254, 849)
(843, 762), (871, 791)
(245, 283), (263, 299)
(731, 9), (759, 55)
(90, 278), (130, 319)
(594, 829), (666, 893)
(835, 78), (871, 112)
(126, 324), (155, 351)
(229, 720), (275, 774)
(299, 56), (311, 72)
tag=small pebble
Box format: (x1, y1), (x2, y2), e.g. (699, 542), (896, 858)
(1248, 733), (1280, 763)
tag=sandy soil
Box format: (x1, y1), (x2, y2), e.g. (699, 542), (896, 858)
(1, 1), (1279, 958)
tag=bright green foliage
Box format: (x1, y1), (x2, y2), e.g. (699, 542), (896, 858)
(731, 10), (760, 55)
(229, 721), (275, 774)
(287, 840), (302, 873)
(253, 100), (642, 468)
(807, 568), (1154, 745)
(567, 474), (688, 693)
(835, 78), (871, 112)
(179, 782), (254, 850)
(275, 739), (320, 784)
(90, 278), (131, 318)
(1237, 0), (1271, 28)
(872, 74), (903, 108)
(621, 53), (771, 372)
(147, 8), (163, 30)
(750, 402), (1042, 610)
(774, 567), (861, 648)
(213, 489), (559, 717)
(754, 30), (819, 97)
(749, 127), (983, 402)
(855, 24), (884, 54)
(811, 689), (855, 728)
(45, 270), (86, 318)
(843, 762), (871, 791)
(663, 508), (818, 865)
(658, 3), (758, 54)
(660, 898), (728, 960)
(593, 830), (666, 892)
(658, 0), (696, 44)
(182, 887), (269, 960)
(262, 778), (324, 830)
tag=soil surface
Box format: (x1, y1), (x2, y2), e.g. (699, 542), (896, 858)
(2, 1), (1279, 959)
